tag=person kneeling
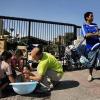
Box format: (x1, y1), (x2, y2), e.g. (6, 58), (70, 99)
(23, 44), (64, 91)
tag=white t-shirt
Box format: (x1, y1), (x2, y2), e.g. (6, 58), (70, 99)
(0, 61), (12, 78)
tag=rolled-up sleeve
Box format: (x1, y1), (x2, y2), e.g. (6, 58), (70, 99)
(37, 60), (48, 76)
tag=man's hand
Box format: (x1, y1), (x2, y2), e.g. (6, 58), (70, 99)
(23, 67), (30, 79)
(95, 32), (100, 37)
(23, 67), (42, 81)
(24, 73), (30, 79)
(98, 33), (100, 37)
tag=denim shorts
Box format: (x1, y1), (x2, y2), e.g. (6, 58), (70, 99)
(88, 48), (100, 68)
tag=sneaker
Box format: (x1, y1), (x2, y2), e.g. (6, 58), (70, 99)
(88, 75), (93, 82)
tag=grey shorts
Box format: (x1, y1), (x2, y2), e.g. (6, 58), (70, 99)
(88, 48), (100, 68)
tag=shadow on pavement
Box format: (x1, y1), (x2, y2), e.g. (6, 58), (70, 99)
(1, 80), (79, 99)
(93, 77), (100, 80)
(23, 91), (51, 98)
(0, 88), (17, 98)
(54, 80), (80, 90)
(1, 85), (51, 99)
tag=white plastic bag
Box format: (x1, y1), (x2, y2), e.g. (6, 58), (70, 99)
(80, 55), (92, 68)
(80, 56), (89, 64)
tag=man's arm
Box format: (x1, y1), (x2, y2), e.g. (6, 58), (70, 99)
(23, 68), (43, 81)
(29, 74), (42, 81)
(24, 72), (42, 81)
(85, 32), (100, 38)
(82, 24), (100, 38)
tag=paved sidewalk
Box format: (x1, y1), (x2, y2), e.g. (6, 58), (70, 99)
(1, 69), (100, 100)
(51, 69), (100, 100)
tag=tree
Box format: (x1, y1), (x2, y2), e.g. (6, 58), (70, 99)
(64, 32), (74, 45)
(44, 43), (58, 56)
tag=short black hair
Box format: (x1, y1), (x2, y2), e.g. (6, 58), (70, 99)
(84, 12), (93, 21)
(1, 51), (12, 61)
(37, 44), (43, 54)
(33, 44), (43, 54)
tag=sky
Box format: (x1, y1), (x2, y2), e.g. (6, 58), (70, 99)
(0, 0), (100, 27)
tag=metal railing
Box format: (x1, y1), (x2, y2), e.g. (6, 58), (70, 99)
(0, 16), (81, 42)
(0, 15), (81, 59)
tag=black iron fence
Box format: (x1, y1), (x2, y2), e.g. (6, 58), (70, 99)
(0, 16), (81, 42)
(0, 16), (81, 58)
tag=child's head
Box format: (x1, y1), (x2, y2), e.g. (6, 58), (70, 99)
(1, 51), (12, 61)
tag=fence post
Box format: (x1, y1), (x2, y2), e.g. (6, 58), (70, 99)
(27, 21), (31, 60)
(28, 21), (31, 39)
(74, 25), (77, 40)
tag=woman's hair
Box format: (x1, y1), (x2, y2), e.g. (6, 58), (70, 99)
(1, 51), (12, 61)
(84, 12), (93, 21)
(15, 49), (23, 57)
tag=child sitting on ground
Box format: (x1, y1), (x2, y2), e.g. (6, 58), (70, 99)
(0, 51), (16, 97)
